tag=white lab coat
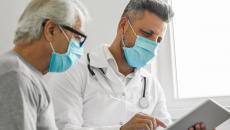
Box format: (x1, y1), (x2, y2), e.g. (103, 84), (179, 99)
(47, 45), (172, 130)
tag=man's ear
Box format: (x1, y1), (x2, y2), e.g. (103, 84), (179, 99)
(117, 17), (129, 34)
(43, 20), (58, 42)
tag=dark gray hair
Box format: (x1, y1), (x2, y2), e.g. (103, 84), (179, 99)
(122, 0), (174, 22)
(14, 0), (89, 44)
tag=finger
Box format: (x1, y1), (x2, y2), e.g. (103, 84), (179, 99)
(156, 119), (167, 128)
(134, 113), (167, 128)
(134, 113), (156, 126)
(136, 123), (151, 130)
(135, 113), (152, 120)
(195, 123), (201, 130)
(200, 122), (206, 130)
(188, 127), (194, 130)
(135, 114), (157, 125)
(139, 112), (148, 116)
(130, 113), (146, 122)
(145, 119), (154, 130)
(132, 118), (153, 130)
(151, 118), (157, 129)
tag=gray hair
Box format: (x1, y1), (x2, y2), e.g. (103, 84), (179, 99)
(122, 0), (174, 23)
(14, 0), (89, 44)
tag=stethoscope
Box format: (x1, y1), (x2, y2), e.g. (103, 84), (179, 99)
(86, 53), (149, 109)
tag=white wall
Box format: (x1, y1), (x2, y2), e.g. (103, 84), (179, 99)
(0, 0), (31, 53)
(0, 0), (129, 53)
(157, 7), (230, 130)
(82, 0), (129, 52)
(0, 0), (229, 129)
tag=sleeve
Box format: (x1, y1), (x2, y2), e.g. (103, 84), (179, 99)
(47, 63), (85, 130)
(0, 71), (29, 130)
(151, 79), (172, 130)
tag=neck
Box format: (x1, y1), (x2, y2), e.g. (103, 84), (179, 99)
(14, 41), (52, 75)
(109, 38), (134, 76)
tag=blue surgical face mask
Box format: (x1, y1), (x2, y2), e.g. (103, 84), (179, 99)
(48, 26), (84, 72)
(122, 20), (159, 68)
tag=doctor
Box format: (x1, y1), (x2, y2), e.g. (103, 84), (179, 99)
(47, 0), (174, 130)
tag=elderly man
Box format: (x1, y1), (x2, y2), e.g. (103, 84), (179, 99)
(0, 0), (88, 130)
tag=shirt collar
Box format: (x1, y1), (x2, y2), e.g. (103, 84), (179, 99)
(88, 45), (109, 68)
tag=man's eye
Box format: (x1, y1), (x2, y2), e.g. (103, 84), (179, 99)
(143, 32), (152, 38)
(74, 35), (81, 40)
(140, 30), (152, 38)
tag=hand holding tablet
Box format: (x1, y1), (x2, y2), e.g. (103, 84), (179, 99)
(167, 99), (230, 130)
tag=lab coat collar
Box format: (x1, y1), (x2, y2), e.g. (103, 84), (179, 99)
(89, 44), (153, 78)
(89, 45), (109, 68)
(139, 67), (152, 78)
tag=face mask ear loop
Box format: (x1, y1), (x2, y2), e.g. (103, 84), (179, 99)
(127, 20), (137, 36)
(121, 34), (126, 48)
(58, 25), (70, 42)
(49, 42), (55, 52)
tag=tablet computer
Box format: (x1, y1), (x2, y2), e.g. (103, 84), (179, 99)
(167, 99), (230, 130)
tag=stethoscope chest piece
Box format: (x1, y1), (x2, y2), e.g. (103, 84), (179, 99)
(138, 77), (149, 109)
(139, 97), (149, 109)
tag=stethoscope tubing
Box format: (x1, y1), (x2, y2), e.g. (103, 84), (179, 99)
(86, 53), (149, 109)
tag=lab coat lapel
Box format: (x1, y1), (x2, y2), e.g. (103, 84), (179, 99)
(126, 68), (152, 88)
(93, 68), (115, 95)
(126, 70), (142, 88)
(105, 67), (125, 93)
(88, 46), (125, 94)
